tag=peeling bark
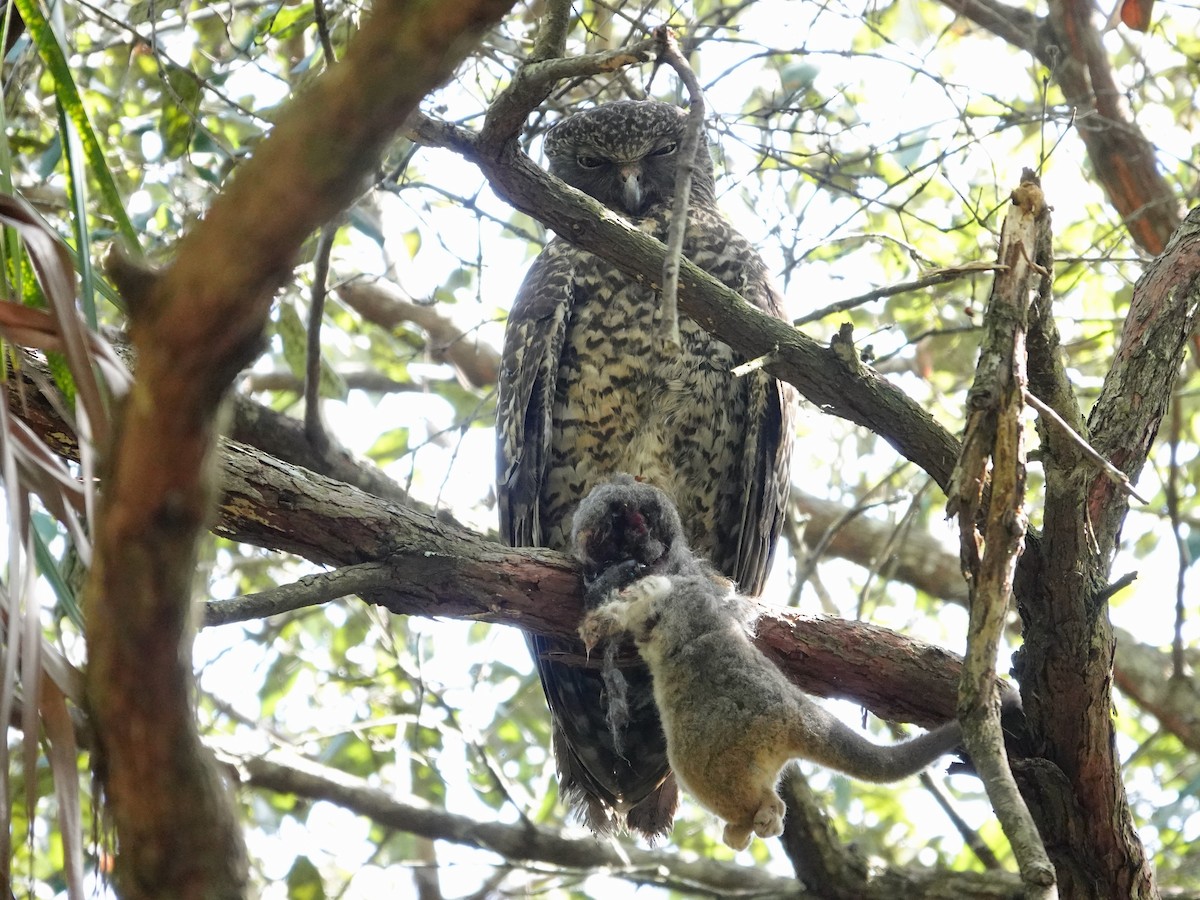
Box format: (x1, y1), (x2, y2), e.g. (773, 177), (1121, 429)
(952, 173), (1056, 898)
(1011, 212), (1200, 899)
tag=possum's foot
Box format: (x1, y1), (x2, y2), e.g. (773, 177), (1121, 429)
(622, 573), (672, 603)
(752, 793), (786, 839)
(578, 603), (629, 652)
(722, 821), (753, 851)
(583, 558), (644, 607)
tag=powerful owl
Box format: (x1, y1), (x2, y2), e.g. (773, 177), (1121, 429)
(496, 100), (794, 839)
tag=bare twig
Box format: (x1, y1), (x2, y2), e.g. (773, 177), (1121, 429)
(792, 477), (898, 593)
(730, 347), (778, 377)
(244, 369), (420, 395)
(304, 224), (337, 454)
(1167, 397), (1187, 678)
(312, 0), (336, 66)
(918, 770), (1003, 870)
(204, 562), (393, 626)
(652, 26), (705, 350)
(793, 262), (1006, 327)
(1023, 389), (1146, 503)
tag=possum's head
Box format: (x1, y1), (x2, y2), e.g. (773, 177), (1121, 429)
(571, 475), (690, 580)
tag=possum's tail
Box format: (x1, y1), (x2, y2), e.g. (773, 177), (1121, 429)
(790, 699), (962, 783)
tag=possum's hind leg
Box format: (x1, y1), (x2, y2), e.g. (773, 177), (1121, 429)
(717, 790), (785, 849)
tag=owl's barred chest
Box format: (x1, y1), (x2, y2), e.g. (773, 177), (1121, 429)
(557, 286), (740, 423)
(543, 265), (747, 551)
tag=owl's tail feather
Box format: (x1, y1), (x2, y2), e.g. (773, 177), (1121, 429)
(560, 767), (678, 842)
(624, 775), (679, 842)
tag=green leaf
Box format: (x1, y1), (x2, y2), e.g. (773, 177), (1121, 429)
(401, 228), (421, 259)
(366, 427), (410, 463)
(285, 856), (327, 900)
(14, 0), (140, 251)
(159, 63), (203, 160)
(276, 304), (348, 400)
(31, 513), (83, 631)
(278, 304), (311, 378)
(55, 100), (96, 327)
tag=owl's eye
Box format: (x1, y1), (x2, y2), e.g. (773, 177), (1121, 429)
(576, 155), (606, 169)
(649, 142), (678, 157)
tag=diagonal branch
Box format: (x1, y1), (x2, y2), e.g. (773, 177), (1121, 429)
(1086, 209), (1200, 548)
(85, 1), (518, 896)
(409, 114), (965, 491)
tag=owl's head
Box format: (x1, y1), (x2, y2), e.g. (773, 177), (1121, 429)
(543, 100), (716, 217)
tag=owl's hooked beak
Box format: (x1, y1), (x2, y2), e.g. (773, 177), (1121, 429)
(618, 163), (643, 215)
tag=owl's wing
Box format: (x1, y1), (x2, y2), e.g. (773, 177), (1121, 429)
(497, 240), (678, 839)
(729, 362), (793, 596)
(692, 215), (796, 596)
(496, 241), (572, 547)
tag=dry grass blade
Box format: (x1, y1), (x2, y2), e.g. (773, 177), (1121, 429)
(40, 671), (86, 898)
(0, 192), (115, 900)
(0, 195), (110, 447)
(0, 302), (130, 392)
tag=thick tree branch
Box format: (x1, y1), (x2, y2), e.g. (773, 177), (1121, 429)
(1044, 0), (1179, 254)
(229, 393), (420, 510)
(213, 439), (976, 728)
(85, 1), (517, 896)
(238, 749), (802, 896)
(779, 768), (871, 894)
(1087, 209), (1200, 547)
(1009, 214), (1200, 899)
